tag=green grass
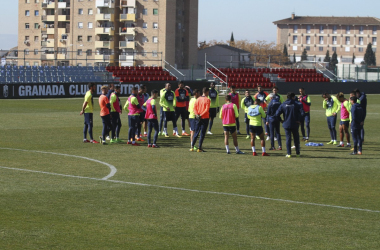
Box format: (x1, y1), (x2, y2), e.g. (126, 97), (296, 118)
(0, 95), (380, 249)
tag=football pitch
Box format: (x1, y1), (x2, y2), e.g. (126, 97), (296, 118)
(0, 94), (379, 249)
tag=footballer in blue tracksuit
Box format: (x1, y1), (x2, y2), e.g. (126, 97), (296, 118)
(350, 96), (365, 155)
(275, 92), (304, 157)
(266, 94), (282, 150)
(354, 89), (367, 141)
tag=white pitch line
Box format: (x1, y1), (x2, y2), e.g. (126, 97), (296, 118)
(0, 165), (379, 214)
(310, 110), (379, 115)
(0, 147), (117, 180)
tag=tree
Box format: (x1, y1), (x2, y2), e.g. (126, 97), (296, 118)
(301, 49), (308, 61)
(293, 53), (296, 63)
(352, 53), (356, 64)
(324, 50), (331, 63)
(330, 51), (338, 71)
(282, 44), (290, 65)
(364, 43), (376, 66)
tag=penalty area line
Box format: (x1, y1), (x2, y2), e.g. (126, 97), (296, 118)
(0, 165), (379, 214)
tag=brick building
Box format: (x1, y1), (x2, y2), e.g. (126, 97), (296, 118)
(273, 14), (380, 64)
(18, 0), (198, 68)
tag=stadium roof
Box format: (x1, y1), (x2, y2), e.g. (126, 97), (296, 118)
(273, 16), (380, 25)
(213, 44), (250, 54)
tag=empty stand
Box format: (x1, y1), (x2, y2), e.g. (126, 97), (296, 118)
(106, 66), (177, 83)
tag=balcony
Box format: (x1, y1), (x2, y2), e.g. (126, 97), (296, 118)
(119, 27), (135, 36)
(46, 39), (54, 47)
(120, 41), (135, 49)
(95, 13), (114, 21)
(57, 54), (67, 60)
(95, 27), (115, 35)
(41, 54), (55, 60)
(58, 2), (67, 8)
(41, 15), (55, 22)
(95, 54), (115, 61)
(95, 41), (114, 48)
(120, 14), (135, 22)
(119, 54), (134, 61)
(121, 0), (136, 8)
(42, 1), (55, 8)
(47, 28), (54, 34)
(96, 0), (115, 8)
(58, 15), (70, 22)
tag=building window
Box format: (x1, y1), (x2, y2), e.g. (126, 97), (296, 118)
(35, 0), (39, 3)
(319, 47), (323, 51)
(78, 8), (83, 15)
(153, 36), (158, 43)
(88, 22), (93, 29)
(373, 48), (377, 53)
(25, 10), (30, 16)
(293, 35), (297, 44)
(359, 26), (364, 34)
(305, 46), (310, 51)
(293, 25), (298, 33)
(333, 25), (337, 34)
(87, 36), (92, 42)
(152, 51), (158, 57)
(293, 46), (297, 51)
(34, 23), (39, 29)
(345, 37), (350, 45)
(35, 10), (39, 16)
(319, 25), (324, 34)
(332, 47), (336, 52)
(61, 34), (67, 40)
(25, 0), (30, 3)
(87, 50), (92, 56)
(346, 26), (350, 34)
(78, 49), (83, 56)
(142, 9), (147, 15)
(178, 23), (182, 30)
(373, 26), (377, 35)
(359, 47), (364, 52)
(332, 36), (337, 45)
(78, 22), (83, 29)
(373, 37), (377, 45)
(153, 22), (158, 29)
(306, 36), (310, 44)
(25, 23), (30, 29)
(34, 36), (39, 42)
(142, 36), (148, 43)
(345, 47), (350, 52)
(319, 36), (324, 44)
(306, 25), (311, 34)
(153, 9), (158, 15)
(78, 36), (83, 42)
(359, 37), (363, 45)
(25, 36), (30, 42)
(142, 50), (146, 56)
(88, 9), (93, 15)
(25, 49), (30, 55)
(34, 49), (38, 55)
(143, 23), (147, 29)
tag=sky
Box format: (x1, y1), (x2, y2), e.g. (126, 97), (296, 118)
(1, 0), (380, 49)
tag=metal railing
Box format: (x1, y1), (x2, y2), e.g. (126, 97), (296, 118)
(163, 60), (185, 81)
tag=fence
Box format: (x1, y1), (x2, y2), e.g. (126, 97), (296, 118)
(337, 64), (380, 82)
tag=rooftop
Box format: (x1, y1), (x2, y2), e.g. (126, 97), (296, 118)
(273, 15), (380, 25)
(200, 44), (250, 54)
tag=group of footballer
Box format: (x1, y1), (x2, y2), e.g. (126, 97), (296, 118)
(79, 81), (367, 157)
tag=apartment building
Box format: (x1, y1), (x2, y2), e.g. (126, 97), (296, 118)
(18, 0), (198, 68)
(273, 14), (380, 64)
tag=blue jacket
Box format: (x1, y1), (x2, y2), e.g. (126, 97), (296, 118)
(358, 92), (367, 113)
(266, 98), (281, 122)
(275, 98), (304, 129)
(351, 103), (364, 130)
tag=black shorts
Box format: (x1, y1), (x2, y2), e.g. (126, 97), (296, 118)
(84, 113), (93, 126)
(249, 125), (263, 135)
(223, 126), (236, 134)
(175, 107), (188, 120)
(164, 111), (175, 121)
(140, 111), (146, 122)
(209, 108), (217, 118)
(340, 121), (350, 127)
